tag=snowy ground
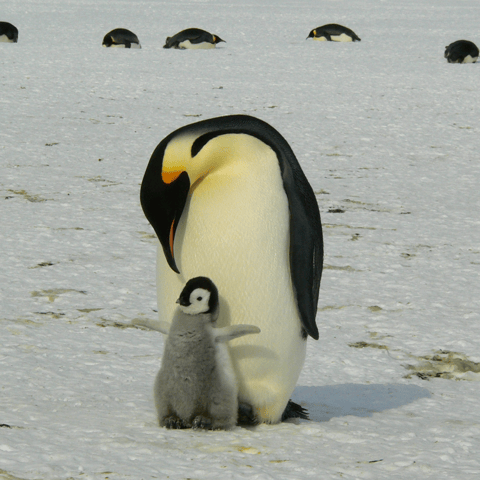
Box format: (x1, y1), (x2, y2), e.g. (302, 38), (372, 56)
(1, 0), (480, 478)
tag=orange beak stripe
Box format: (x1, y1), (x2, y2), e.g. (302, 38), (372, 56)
(162, 170), (183, 184)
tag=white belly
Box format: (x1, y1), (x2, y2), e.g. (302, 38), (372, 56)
(178, 39), (215, 49)
(314, 33), (353, 42)
(331, 33), (353, 42)
(0, 34), (14, 43)
(156, 138), (306, 422)
(462, 55), (477, 63)
(103, 43), (141, 49)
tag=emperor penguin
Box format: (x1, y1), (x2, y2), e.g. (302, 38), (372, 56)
(444, 40), (479, 64)
(140, 114), (323, 424)
(0, 22), (18, 43)
(307, 24), (361, 42)
(153, 276), (260, 429)
(163, 28), (225, 49)
(102, 28), (141, 48)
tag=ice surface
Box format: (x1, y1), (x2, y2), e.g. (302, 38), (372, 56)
(1, 0), (480, 478)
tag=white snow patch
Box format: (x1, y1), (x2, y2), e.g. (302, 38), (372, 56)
(2, 0), (480, 478)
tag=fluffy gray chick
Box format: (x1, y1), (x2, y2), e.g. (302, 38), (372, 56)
(153, 276), (260, 429)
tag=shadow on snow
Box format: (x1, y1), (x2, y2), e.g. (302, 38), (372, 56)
(292, 384), (431, 422)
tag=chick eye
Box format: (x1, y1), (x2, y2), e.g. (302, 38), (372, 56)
(197, 297), (203, 301)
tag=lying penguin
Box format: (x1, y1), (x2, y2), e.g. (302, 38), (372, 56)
(444, 40), (479, 64)
(102, 28), (141, 48)
(307, 24), (361, 42)
(0, 21), (18, 43)
(163, 28), (225, 49)
(136, 277), (260, 429)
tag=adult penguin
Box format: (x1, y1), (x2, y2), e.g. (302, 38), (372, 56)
(163, 28), (225, 49)
(444, 40), (479, 64)
(307, 24), (361, 42)
(102, 28), (141, 48)
(0, 22), (18, 43)
(140, 114), (323, 424)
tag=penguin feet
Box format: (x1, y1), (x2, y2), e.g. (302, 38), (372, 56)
(236, 400), (309, 425)
(237, 402), (259, 426)
(192, 415), (212, 430)
(281, 400), (309, 421)
(163, 415), (191, 429)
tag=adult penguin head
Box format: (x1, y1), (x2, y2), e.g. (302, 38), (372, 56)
(213, 34), (225, 44)
(140, 118), (254, 273)
(140, 135), (191, 273)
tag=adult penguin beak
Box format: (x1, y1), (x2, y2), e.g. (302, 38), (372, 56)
(140, 164), (190, 274)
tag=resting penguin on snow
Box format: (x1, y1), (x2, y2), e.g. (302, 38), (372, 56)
(102, 28), (141, 48)
(307, 24), (361, 42)
(151, 276), (260, 429)
(444, 40), (479, 64)
(163, 28), (225, 49)
(0, 22), (18, 43)
(140, 114), (323, 424)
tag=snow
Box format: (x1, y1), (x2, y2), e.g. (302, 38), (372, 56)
(1, 0), (480, 478)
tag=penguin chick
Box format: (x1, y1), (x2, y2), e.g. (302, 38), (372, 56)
(163, 28), (225, 49)
(154, 277), (260, 430)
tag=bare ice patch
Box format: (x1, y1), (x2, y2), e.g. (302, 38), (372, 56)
(404, 351), (480, 381)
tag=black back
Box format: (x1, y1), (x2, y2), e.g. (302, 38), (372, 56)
(444, 40), (479, 63)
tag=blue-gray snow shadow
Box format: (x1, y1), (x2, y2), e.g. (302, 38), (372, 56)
(292, 384), (431, 422)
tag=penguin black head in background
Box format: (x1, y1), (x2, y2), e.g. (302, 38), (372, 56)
(177, 276), (219, 316)
(444, 40), (479, 64)
(163, 28), (225, 49)
(307, 23), (361, 42)
(102, 28), (141, 48)
(0, 22), (18, 43)
(140, 114), (323, 424)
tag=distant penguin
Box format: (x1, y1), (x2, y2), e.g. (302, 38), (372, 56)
(153, 277), (260, 429)
(444, 40), (479, 64)
(0, 22), (18, 43)
(163, 28), (225, 49)
(140, 114), (323, 424)
(307, 24), (361, 42)
(102, 28), (141, 49)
